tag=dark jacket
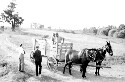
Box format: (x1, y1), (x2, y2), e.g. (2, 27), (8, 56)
(33, 49), (42, 62)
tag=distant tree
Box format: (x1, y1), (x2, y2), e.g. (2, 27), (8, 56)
(31, 23), (37, 28)
(0, 1), (24, 31)
(117, 30), (125, 38)
(108, 29), (117, 37)
(118, 24), (125, 31)
(48, 26), (51, 30)
(90, 27), (98, 34)
(83, 28), (89, 34)
(39, 25), (44, 29)
(98, 26), (113, 36)
(107, 25), (116, 29)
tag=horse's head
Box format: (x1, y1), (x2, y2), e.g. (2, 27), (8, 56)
(105, 41), (113, 56)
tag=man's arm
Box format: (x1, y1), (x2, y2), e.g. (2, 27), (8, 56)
(39, 51), (42, 62)
(33, 51), (36, 58)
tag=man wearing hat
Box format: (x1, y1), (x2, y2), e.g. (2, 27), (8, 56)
(33, 46), (42, 76)
(18, 44), (25, 72)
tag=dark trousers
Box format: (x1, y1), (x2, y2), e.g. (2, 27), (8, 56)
(35, 61), (42, 76)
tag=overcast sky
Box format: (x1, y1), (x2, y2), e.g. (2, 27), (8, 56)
(0, 0), (125, 30)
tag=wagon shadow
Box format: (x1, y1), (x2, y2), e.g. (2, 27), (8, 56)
(56, 66), (124, 82)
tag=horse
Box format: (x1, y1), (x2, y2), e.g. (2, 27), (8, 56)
(63, 48), (97, 78)
(63, 41), (113, 78)
(80, 41), (113, 76)
(94, 41), (113, 76)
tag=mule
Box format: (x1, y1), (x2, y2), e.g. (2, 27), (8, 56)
(63, 41), (113, 78)
(63, 48), (97, 78)
(94, 41), (113, 76)
(80, 41), (113, 76)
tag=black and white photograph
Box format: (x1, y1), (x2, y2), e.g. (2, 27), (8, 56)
(0, 0), (125, 82)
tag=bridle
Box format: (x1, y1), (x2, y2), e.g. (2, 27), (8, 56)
(104, 43), (113, 56)
(95, 43), (112, 62)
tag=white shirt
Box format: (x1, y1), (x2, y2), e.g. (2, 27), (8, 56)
(18, 47), (24, 55)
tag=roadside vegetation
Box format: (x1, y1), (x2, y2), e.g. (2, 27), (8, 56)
(30, 23), (125, 39)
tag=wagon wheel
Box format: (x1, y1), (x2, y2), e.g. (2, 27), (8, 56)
(30, 51), (35, 64)
(47, 57), (57, 72)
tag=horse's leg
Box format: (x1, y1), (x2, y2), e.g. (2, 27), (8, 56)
(68, 61), (72, 75)
(56, 59), (59, 66)
(80, 65), (82, 73)
(63, 62), (69, 74)
(95, 67), (98, 75)
(95, 62), (99, 76)
(95, 61), (101, 76)
(81, 63), (88, 78)
(95, 62), (98, 75)
(97, 61), (102, 76)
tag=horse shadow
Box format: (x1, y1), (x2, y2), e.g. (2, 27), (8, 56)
(56, 66), (124, 82)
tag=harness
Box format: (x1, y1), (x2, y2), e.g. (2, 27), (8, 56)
(95, 45), (108, 62)
(80, 49), (96, 61)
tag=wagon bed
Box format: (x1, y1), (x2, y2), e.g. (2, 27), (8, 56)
(47, 42), (73, 71)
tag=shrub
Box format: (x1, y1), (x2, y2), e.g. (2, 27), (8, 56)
(108, 29), (117, 37)
(47, 27), (51, 31)
(43, 35), (49, 38)
(69, 30), (75, 34)
(117, 30), (125, 38)
(97, 28), (102, 35)
(83, 28), (89, 34)
(113, 32), (119, 38)
(62, 29), (68, 33)
(113, 30), (125, 38)
(93, 29), (98, 34)
(39, 25), (44, 29)
(118, 24), (125, 30)
(99, 27), (112, 36)
(89, 27), (98, 35)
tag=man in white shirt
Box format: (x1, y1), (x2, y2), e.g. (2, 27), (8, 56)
(18, 44), (25, 72)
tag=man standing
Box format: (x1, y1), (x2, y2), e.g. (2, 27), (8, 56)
(33, 46), (42, 76)
(52, 33), (56, 45)
(18, 44), (25, 72)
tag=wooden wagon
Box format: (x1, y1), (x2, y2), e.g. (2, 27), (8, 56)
(29, 37), (73, 68)
(47, 41), (73, 71)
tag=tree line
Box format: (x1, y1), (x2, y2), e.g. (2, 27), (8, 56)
(82, 24), (125, 38)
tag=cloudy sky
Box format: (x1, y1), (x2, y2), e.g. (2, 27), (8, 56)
(0, 0), (125, 30)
